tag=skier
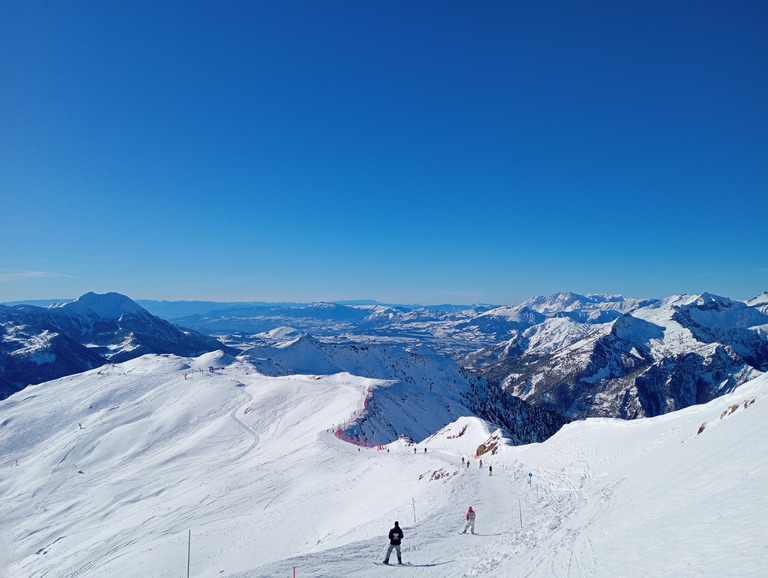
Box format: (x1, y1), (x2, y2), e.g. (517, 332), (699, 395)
(461, 457), (465, 465)
(489, 465), (493, 476)
(382, 521), (404, 565)
(479, 459), (483, 468)
(463, 506), (476, 534)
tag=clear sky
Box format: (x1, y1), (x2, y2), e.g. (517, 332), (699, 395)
(1, 1), (766, 305)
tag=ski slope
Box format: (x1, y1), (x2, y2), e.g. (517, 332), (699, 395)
(1, 352), (766, 577)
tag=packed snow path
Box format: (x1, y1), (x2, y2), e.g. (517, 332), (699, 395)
(1, 353), (767, 577)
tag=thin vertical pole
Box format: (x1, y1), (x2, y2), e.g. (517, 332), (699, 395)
(187, 529), (191, 578)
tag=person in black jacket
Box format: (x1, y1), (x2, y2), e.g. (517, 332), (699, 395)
(382, 521), (404, 565)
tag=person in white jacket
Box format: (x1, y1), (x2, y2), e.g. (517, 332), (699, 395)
(462, 506), (476, 534)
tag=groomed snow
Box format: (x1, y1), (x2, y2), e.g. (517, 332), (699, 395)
(1, 354), (766, 577)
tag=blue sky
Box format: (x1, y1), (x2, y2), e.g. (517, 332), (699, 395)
(2, 1), (766, 305)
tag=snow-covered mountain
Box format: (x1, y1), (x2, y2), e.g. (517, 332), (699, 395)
(240, 333), (567, 445)
(6, 290), (766, 422)
(467, 293), (768, 419)
(1, 352), (766, 577)
(0, 292), (235, 399)
(746, 291), (768, 313)
(480, 292), (655, 324)
(132, 290), (768, 420)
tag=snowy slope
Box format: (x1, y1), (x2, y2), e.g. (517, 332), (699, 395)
(240, 335), (566, 445)
(1, 354), (767, 577)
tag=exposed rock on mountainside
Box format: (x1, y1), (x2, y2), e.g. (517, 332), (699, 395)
(466, 294), (768, 419)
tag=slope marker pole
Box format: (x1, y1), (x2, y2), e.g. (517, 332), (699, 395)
(187, 529), (191, 578)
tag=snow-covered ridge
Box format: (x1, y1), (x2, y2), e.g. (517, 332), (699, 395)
(239, 333), (566, 445)
(746, 291), (768, 313)
(467, 292), (768, 419)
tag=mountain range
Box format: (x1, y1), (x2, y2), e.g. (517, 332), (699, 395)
(465, 292), (768, 418)
(136, 290), (768, 420)
(3, 290), (767, 427)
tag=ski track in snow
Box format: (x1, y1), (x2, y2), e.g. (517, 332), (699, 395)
(1, 355), (767, 577)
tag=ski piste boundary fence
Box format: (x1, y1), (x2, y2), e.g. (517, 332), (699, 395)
(334, 386), (383, 449)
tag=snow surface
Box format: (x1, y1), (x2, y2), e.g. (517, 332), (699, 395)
(1, 354), (767, 577)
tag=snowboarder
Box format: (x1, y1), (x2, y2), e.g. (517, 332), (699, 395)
(463, 506), (476, 534)
(489, 465), (493, 476)
(383, 521), (404, 565)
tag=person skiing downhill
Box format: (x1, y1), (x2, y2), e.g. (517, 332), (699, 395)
(383, 521), (404, 565)
(463, 506), (476, 534)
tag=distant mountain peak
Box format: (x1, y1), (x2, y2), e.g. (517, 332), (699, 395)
(694, 292), (730, 305)
(52, 291), (145, 320)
